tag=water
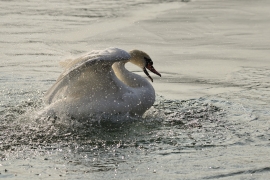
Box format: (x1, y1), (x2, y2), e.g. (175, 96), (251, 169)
(1, 0), (270, 179)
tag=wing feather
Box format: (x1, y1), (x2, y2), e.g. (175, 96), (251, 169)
(44, 48), (130, 104)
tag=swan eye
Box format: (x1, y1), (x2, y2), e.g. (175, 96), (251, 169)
(144, 57), (153, 66)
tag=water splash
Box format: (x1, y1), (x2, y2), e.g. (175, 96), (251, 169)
(3, 93), (265, 178)
(0, 95), (224, 153)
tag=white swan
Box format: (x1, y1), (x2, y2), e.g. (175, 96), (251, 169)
(44, 47), (161, 119)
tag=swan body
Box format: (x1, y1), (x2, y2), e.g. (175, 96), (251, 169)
(44, 47), (161, 119)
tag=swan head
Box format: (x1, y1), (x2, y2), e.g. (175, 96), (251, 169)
(129, 50), (161, 82)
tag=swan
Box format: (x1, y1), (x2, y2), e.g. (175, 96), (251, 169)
(44, 47), (161, 119)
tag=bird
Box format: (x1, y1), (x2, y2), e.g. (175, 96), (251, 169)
(44, 47), (161, 119)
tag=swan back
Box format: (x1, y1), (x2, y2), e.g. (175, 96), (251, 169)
(44, 48), (130, 103)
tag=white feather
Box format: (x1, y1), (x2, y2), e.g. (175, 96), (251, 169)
(44, 47), (157, 119)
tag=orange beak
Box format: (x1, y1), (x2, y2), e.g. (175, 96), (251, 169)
(143, 65), (161, 82)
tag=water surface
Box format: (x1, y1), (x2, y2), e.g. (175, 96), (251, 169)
(1, 0), (270, 179)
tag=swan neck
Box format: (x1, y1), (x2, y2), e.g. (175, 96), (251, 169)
(112, 61), (150, 87)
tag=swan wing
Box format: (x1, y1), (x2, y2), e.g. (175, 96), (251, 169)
(44, 47), (131, 104)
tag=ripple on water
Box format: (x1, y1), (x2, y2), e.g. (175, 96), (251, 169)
(0, 95), (227, 156)
(0, 93), (267, 178)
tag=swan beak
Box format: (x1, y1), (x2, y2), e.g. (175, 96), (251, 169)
(144, 65), (161, 82)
